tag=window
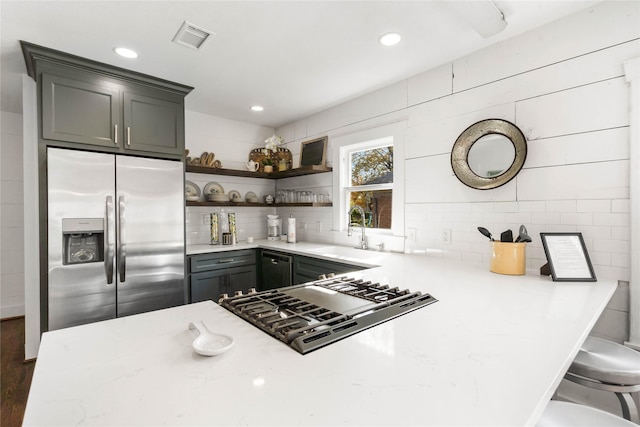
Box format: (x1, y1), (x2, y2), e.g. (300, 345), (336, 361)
(332, 122), (405, 238)
(346, 145), (393, 229)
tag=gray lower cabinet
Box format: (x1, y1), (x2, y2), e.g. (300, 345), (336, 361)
(292, 255), (366, 285)
(189, 250), (258, 303)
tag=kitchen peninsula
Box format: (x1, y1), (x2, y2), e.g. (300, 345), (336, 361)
(23, 242), (617, 426)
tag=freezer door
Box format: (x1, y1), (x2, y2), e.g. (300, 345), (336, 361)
(115, 156), (185, 317)
(47, 148), (117, 330)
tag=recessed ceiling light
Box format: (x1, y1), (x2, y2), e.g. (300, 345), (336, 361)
(379, 32), (402, 47)
(251, 105), (264, 112)
(114, 47), (138, 59)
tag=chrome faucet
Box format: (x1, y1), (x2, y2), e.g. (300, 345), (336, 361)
(347, 206), (368, 250)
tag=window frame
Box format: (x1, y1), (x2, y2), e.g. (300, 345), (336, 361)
(345, 142), (394, 230)
(331, 122), (405, 237)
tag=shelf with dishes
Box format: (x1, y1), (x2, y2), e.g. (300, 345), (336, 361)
(185, 164), (332, 179)
(185, 181), (333, 208)
(186, 201), (332, 208)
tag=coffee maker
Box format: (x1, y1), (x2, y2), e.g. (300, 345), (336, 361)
(267, 215), (281, 241)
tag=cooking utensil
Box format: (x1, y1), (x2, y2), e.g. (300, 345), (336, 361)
(500, 229), (513, 243)
(477, 227), (494, 241)
(515, 224), (532, 242)
(188, 321), (234, 356)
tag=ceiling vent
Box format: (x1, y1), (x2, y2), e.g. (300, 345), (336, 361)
(172, 21), (215, 50)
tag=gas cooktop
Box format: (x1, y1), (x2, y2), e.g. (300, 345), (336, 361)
(219, 276), (437, 354)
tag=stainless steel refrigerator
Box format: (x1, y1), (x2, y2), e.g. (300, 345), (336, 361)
(47, 147), (185, 331)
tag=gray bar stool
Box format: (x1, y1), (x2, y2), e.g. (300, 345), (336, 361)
(536, 401), (637, 426)
(564, 336), (640, 423)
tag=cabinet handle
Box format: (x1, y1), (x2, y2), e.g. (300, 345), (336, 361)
(218, 258), (234, 264)
(114, 125), (118, 144)
(126, 126), (131, 146)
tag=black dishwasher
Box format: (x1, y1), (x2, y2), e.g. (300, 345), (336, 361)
(260, 251), (292, 290)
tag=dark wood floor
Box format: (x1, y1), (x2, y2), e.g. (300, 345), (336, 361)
(1, 317), (35, 427)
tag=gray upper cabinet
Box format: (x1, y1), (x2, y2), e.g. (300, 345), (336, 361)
(123, 91), (184, 155)
(42, 71), (121, 148)
(22, 41), (193, 159)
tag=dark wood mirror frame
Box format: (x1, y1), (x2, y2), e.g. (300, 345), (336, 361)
(450, 119), (527, 190)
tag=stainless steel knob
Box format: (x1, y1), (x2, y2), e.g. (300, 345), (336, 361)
(248, 288), (257, 294)
(234, 290), (243, 297)
(327, 273), (335, 278)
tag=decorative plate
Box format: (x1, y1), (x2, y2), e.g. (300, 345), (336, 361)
(203, 182), (225, 196)
(228, 190), (242, 202)
(245, 191), (259, 203)
(206, 194), (229, 202)
(185, 181), (200, 199)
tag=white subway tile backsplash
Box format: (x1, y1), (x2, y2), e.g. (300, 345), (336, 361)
(546, 200), (577, 213)
(594, 239), (630, 255)
(577, 199), (612, 213)
(610, 227), (631, 241)
(593, 212), (630, 227)
(581, 225), (613, 240)
(530, 212), (561, 225)
(611, 199), (630, 213)
(560, 212), (593, 226)
(517, 201), (546, 213)
(611, 254), (630, 268)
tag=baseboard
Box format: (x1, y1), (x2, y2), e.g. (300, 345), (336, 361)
(1, 304), (25, 320)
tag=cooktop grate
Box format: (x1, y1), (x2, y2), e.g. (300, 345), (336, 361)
(219, 277), (437, 354)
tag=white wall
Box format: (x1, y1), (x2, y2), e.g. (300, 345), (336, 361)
(1, 111), (25, 318)
(184, 110), (276, 244)
(276, 1), (640, 345)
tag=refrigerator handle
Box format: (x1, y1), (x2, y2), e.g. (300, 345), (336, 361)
(117, 196), (126, 283)
(105, 196), (115, 284)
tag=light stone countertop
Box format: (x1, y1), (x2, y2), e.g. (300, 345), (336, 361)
(24, 242), (617, 426)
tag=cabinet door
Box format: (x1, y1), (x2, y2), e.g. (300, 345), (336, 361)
(293, 256), (364, 285)
(190, 270), (226, 303)
(123, 91), (184, 156)
(226, 265), (258, 296)
(189, 250), (256, 274)
(42, 73), (121, 147)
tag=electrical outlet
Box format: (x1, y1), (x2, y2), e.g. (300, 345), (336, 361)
(202, 214), (210, 225)
(442, 228), (452, 245)
(408, 227), (417, 243)
(316, 221), (321, 232)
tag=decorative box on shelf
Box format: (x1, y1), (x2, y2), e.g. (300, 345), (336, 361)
(249, 147), (293, 173)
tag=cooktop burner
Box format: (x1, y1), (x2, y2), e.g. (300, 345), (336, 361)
(219, 276), (437, 354)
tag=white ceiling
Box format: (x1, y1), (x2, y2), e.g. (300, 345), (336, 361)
(1, 1), (601, 129)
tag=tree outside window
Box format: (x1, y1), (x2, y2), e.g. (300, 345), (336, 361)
(348, 146), (393, 229)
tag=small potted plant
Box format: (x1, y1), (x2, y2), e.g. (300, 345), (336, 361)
(262, 157), (274, 173)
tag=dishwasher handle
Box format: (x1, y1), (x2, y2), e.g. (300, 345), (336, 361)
(262, 251), (292, 264)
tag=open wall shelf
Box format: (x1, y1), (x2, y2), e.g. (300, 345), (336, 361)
(186, 164), (332, 179)
(186, 201), (332, 208)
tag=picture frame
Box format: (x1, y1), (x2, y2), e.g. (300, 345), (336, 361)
(540, 232), (597, 282)
(299, 136), (327, 167)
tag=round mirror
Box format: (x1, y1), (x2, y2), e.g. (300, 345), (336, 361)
(451, 119), (527, 190)
(467, 134), (515, 178)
